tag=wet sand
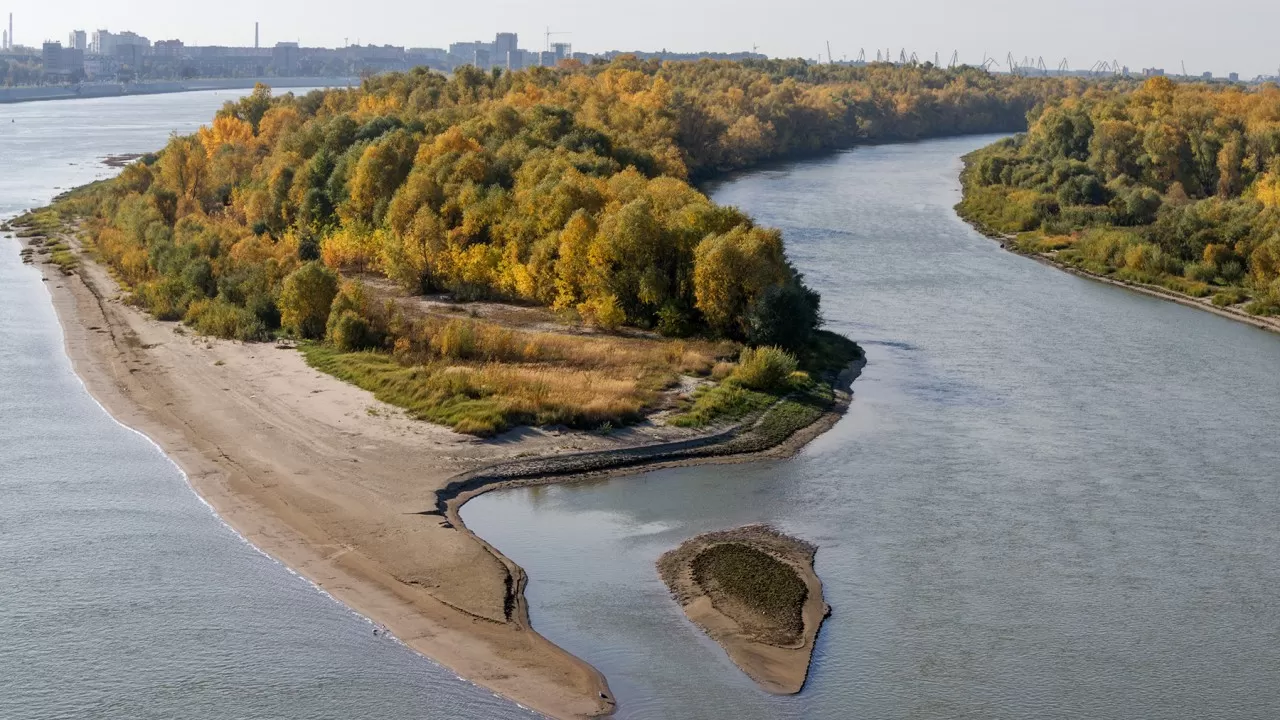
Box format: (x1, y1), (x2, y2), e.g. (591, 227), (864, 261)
(657, 526), (829, 695)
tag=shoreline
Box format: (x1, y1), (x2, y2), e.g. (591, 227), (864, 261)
(14, 227), (857, 718)
(0, 77), (358, 105)
(955, 210), (1280, 336)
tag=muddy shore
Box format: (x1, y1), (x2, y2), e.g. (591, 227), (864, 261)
(656, 525), (829, 694)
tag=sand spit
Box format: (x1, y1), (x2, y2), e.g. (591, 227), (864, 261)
(16, 227), (856, 718)
(656, 525), (829, 694)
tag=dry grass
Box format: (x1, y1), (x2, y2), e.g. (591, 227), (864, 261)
(303, 313), (732, 436)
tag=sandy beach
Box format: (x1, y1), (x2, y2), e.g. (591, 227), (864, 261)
(22, 232), (850, 718)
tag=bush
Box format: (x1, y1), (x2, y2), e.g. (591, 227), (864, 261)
(436, 318), (478, 360)
(732, 346), (799, 392)
(328, 310), (373, 351)
(279, 261), (338, 339)
(1211, 288), (1249, 307)
(245, 291), (281, 330)
(132, 276), (194, 320)
(325, 280), (380, 346)
(1184, 261), (1217, 283)
(183, 298), (268, 341)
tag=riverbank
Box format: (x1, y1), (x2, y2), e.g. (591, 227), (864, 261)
(955, 208), (1280, 336)
(656, 526), (829, 695)
(13, 221), (858, 718)
(0, 77), (356, 105)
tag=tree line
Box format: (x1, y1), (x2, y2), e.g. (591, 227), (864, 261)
(959, 76), (1280, 315)
(69, 58), (1071, 350)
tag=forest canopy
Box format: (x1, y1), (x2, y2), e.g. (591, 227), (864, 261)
(959, 76), (1280, 316)
(63, 58), (1069, 350)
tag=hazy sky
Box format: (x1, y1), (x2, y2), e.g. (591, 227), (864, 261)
(6, 0), (1279, 77)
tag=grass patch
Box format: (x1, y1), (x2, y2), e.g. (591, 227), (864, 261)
(692, 543), (807, 642)
(49, 249), (79, 273)
(671, 382), (776, 428)
(300, 338), (706, 436)
(672, 333), (856, 429)
(751, 384), (832, 444)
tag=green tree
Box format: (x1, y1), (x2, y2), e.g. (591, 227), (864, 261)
(279, 261), (339, 339)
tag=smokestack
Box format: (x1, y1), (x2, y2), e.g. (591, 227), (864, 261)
(254, 22), (259, 49)
(8, 13), (13, 50)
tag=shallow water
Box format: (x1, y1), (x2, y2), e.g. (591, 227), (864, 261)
(0, 92), (529, 720)
(463, 136), (1280, 719)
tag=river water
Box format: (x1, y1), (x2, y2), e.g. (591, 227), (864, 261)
(6, 97), (1280, 720)
(464, 137), (1280, 719)
(0, 93), (529, 720)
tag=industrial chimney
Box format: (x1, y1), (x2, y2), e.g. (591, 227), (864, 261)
(254, 22), (259, 49)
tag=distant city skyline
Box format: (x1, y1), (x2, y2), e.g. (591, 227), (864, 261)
(3, 0), (1279, 77)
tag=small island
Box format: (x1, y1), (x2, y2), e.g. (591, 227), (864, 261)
(657, 525), (829, 694)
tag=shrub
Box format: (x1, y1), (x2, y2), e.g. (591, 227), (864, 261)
(183, 298), (268, 341)
(132, 276), (194, 320)
(279, 261), (338, 339)
(436, 318), (478, 359)
(1211, 288), (1249, 307)
(732, 346), (799, 392)
(328, 310), (373, 351)
(1184, 261), (1217, 283)
(656, 301), (694, 338)
(245, 291), (281, 330)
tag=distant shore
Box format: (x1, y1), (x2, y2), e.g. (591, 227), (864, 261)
(0, 77), (357, 105)
(955, 210), (1280, 336)
(12, 215), (858, 718)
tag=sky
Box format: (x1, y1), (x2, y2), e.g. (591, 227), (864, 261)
(5, 0), (1279, 78)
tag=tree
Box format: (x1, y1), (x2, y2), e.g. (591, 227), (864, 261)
(279, 261), (339, 339)
(746, 279), (821, 351)
(693, 225), (790, 337)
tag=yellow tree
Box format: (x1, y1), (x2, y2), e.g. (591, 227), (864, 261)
(693, 225), (790, 336)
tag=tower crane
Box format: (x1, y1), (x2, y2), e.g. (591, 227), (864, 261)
(544, 26), (570, 52)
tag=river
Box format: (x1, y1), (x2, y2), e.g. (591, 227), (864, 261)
(6, 96), (1280, 720)
(0, 92), (530, 720)
(463, 137), (1280, 719)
